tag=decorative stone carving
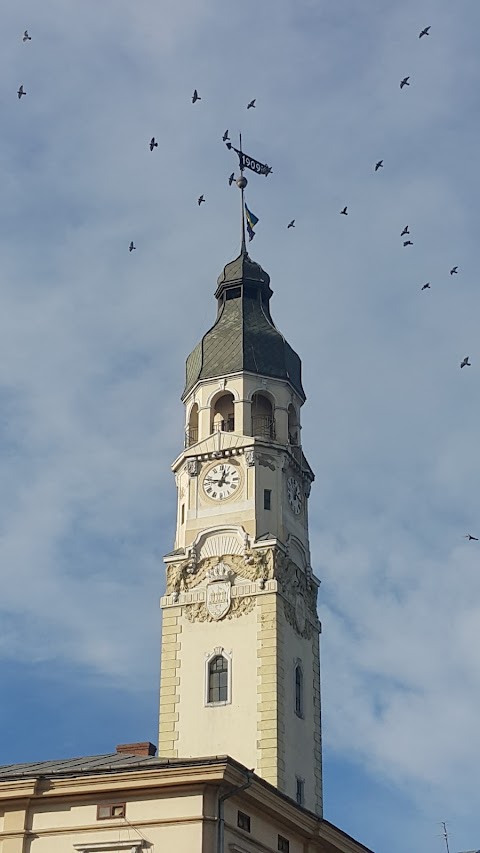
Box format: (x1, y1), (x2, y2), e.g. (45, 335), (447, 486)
(245, 449), (255, 467)
(206, 570), (232, 620)
(186, 459), (199, 477)
(257, 453), (276, 471)
(304, 479), (312, 498)
(283, 598), (314, 639)
(167, 546), (276, 596)
(243, 547), (274, 585)
(207, 561), (232, 582)
(185, 595), (255, 623)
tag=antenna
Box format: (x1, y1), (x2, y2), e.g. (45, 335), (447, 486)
(440, 822), (451, 853)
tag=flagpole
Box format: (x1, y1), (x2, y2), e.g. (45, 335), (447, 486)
(237, 132), (247, 254)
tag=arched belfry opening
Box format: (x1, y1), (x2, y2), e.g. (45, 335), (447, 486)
(251, 392), (275, 440)
(211, 392), (235, 434)
(186, 403), (199, 447)
(288, 404), (299, 446)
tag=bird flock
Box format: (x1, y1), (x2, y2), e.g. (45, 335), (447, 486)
(332, 27), (472, 386)
(16, 24), (477, 542)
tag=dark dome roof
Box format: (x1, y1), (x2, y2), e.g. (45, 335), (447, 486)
(183, 250), (304, 400)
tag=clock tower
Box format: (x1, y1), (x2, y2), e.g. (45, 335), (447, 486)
(158, 240), (323, 815)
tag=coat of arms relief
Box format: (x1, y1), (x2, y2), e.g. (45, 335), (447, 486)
(164, 526), (319, 634)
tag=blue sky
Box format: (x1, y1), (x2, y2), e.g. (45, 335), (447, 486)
(1, 0), (480, 851)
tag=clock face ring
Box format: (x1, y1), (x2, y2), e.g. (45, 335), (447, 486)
(287, 476), (302, 514)
(201, 461), (241, 502)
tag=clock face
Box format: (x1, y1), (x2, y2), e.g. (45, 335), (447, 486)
(287, 476), (302, 515)
(202, 462), (241, 502)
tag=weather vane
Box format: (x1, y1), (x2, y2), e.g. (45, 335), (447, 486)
(226, 133), (271, 248)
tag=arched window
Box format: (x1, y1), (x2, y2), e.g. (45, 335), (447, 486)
(208, 655), (229, 704)
(251, 392), (275, 439)
(186, 403), (199, 447)
(294, 662), (304, 718)
(211, 393), (235, 434)
(288, 404), (299, 446)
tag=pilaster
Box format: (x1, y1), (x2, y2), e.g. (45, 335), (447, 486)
(312, 635), (323, 815)
(256, 593), (286, 789)
(158, 607), (182, 758)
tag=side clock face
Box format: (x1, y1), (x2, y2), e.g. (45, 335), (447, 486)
(202, 462), (241, 501)
(287, 476), (302, 515)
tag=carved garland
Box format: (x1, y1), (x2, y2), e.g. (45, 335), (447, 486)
(184, 596), (256, 623)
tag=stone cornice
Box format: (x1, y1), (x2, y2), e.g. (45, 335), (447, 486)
(0, 779), (37, 799)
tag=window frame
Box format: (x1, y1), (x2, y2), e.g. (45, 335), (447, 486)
(295, 776), (305, 806)
(96, 802), (126, 820)
(205, 647), (232, 707)
(294, 660), (304, 719)
(237, 810), (251, 833)
(263, 488), (272, 510)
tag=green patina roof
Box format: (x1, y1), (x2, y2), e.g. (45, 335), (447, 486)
(183, 250), (304, 400)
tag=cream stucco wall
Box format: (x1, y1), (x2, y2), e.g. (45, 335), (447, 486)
(280, 616), (320, 813)
(0, 765), (369, 853)
(174, 604), (259, 769)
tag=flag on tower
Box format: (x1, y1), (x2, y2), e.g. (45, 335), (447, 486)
(245, 203), (259, 241)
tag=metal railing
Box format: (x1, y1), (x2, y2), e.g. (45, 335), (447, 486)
(251, 415), (275, 439)
(185, 427), (198, 447)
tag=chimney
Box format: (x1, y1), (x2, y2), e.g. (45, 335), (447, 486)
(116, 742), (157, 757)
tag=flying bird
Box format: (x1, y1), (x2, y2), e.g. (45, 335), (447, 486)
(22, 30), (31, 42)
(401, 225), (410, 236)
(421, 282), (430, 290)
(419, 26), (431, 38)
(223, 130), (230, 142)
(464, 534), (478, 541)
(460, 357), (471, 368)
(403, 240), (413, 246)
(228, 172), (235, 186)
(198, 195), (205, 205)
(149, 137), (158, 151)
(17, 85), (26, 99)
(400, 76), (410, 89)
(287, 220), (295, 229)
(129, 241), (136, 252)
(450, 266), (458, 275)
(375, 160), (384, 171)
(192, 89), (201, 103)
(247, 99), (256, 109)
(340, 206), (348, 215)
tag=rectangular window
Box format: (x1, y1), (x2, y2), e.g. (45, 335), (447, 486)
(278, 836), (290, 853)
(181, 504), (185, 524)
(264, 489), (272, 510)
(296, 776), (305, 806)
(97, 803), (126, 820)
(295, 664), (304, 718)
(237, 811), (251, 833)
(208, 655), (229, 703)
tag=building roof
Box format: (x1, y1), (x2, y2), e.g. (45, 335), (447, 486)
(0, 752), (235, 780)
(0, 750), (374, 853)
(183, 249), (305, 400)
